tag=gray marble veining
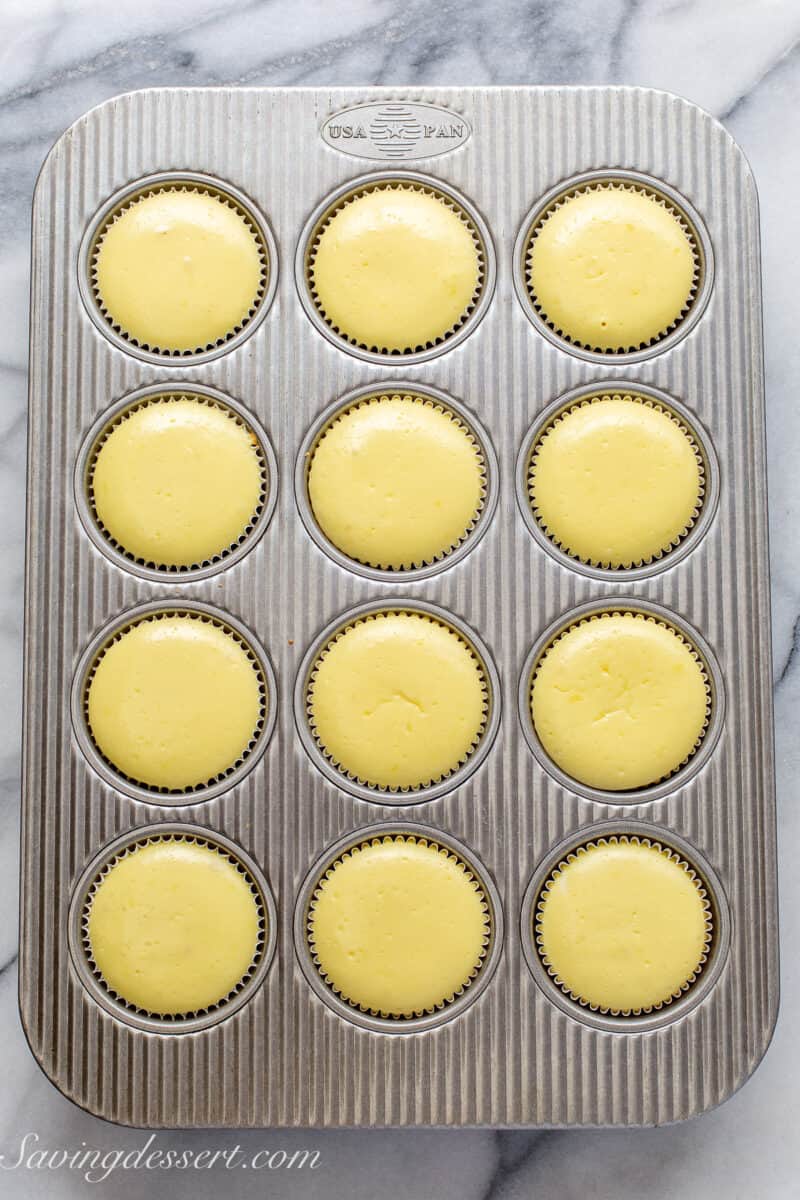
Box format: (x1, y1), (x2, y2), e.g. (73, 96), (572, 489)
(1, 1), (799, 1196)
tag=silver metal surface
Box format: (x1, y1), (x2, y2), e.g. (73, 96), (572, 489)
(22, 85), (777, 1128)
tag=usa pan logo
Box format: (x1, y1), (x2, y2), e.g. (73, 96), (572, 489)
(321, 101), (471, 161)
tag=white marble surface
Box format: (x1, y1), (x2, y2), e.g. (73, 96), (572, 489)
(2, 0), (800, 1195)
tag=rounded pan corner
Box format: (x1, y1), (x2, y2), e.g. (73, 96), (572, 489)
(716, 983), (781, 1112)
(582, 85), (760, 213)
(32, 89), (177, 211)
(17, 987), (138, 1129)
(592, 980), (780, 1130)
(631, 85), (760, 208)
(671, 984), (781, 1127)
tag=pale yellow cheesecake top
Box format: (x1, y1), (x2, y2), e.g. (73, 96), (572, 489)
(308, 612), (486, 790)
(94, 188), (263, 351)
(308, 394), (484, 569)
(531, 613), (708, 791)
(309, 836), (488, 1017)
(309, 186), (480, 351)
(91, 397), (263, 568)
(537, 838), (710, 1013)
(528, 186), (695, 351)
(87, 615), (263, 790)
(530, 396), (702, 567)
(87, 838), (261, 1014)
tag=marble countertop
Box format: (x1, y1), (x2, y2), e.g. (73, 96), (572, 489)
(2, 1), (799, 1196)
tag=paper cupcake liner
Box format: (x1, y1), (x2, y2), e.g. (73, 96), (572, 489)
(80, 832), (267, 1022)
(306, 833), (492, 1020)
(530, 609), (713, 789)
(82, 610), (268, 796)
(306, 180), (486, 355)
(524, 179), (702, 355)
(306, 391), (488, 571)
(86, 392), (269, 574)
(527, 392), (706, 569)
(534, 835), (713, 1017)
(305, 610), (490, 794)
(89, 182), (269, 357)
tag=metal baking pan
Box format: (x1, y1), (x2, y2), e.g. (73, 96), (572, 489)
(21, 85), (777, 1127)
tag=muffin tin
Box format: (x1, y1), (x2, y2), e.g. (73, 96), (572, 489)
(22, 86), (777, 1127)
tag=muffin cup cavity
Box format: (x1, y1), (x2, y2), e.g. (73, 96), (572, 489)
(79, 171), (278, 364)
(516, 382), (719, 581)
(296, 171), (496, 364)
(309, 836), (490, 1017)
(294, 823), (503, 1033)
(72, 601), (277, 805)
(76, 383), (278, 582)
(520, 823), (729, 1033)
(518, 600), (725, 804)
(295, 600), (501, 804)
(68, 824), (277, 1034)
(296, 382), (499, 582)
(537, 837), (711, 1015)
(513, 169), (713, 364)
